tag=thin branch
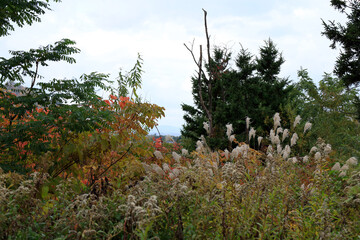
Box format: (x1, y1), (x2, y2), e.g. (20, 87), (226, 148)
(202, 9), (212, 71)
(91, 143), (133, 187)
(197, 45), (211, 122)
(184, 42), (209, 83)
(28, 60), (39, 94)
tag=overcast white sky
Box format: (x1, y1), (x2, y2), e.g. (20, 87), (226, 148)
(0, 0), (345, 135)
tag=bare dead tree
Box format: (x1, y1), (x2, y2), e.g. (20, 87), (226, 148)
(184, 9), (215, 137)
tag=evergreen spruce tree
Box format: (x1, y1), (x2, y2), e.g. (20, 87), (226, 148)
(322, 0), (360, 88)
(181, 39), (292, 151)
(322, 0), (360, 119)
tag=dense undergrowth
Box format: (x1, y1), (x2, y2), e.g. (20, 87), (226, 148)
(1, 114), (359, 239)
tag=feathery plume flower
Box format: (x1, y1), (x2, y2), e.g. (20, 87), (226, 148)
(273, 112), (281, 130)
(339, 171), (346, 177)
(282, 129), (289, 142)
(162, 163), (171, 172)
(246, 117), (251, 130)
(282, 145), (291, 160)
(229, 134), (235, 142)
(331, 162), (341, 171)
(277, 144), (283, 155)
(151, 164), (165, 176)
(196, 140), (203, 152)
(226, 123), (233, 138)
(340, 164), (349, 171)
(290, 133), (298, 146)
(293, 115), (301, 128)
(203, 122), (210, 135)
(231, 146), (241, 159)
(304, 122), (312, 133)
(181, 148), (188, 156)
(346, 157), (358, 166)
(172, 152), (181, 163)
(273, 135), (280, 145)
(172, 168), (180, 177)
(314, 152), (321, 161)
(303, 155), (309, 163)
(258, 136), (263, 147)
(165, 135), (174, 142)
(154, 150), (163, 160)
(276, 127), (283, 135)
(324, 144), (332, 156)
(249, 127), (256, 141)
(291, 157), (298, 164)
(267, 152), (274, 160)
(310, 146), (317, 154)
(224, 149), (229, 160)
(267, 145), (273, 154)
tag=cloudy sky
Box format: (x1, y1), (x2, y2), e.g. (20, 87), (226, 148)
(0, 0), (345, 135)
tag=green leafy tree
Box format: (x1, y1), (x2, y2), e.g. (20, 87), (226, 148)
(0, 1), (115, 164)
(289, 68), (360, 159)
(0, 0), (60, 37)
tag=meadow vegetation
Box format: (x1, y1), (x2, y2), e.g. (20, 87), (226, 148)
(1, 0), (360, 239)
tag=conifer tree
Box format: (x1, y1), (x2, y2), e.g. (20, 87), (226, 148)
(322, 0), (360, 120)
(322, 0), (360, 88)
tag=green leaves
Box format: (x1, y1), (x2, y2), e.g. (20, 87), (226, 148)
(116, 53), (144, 102)
(0, 39), (80, 86)
(0, 0), (61, 37)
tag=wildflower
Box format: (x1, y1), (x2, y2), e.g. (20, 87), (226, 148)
(246, 117), (251, 130)
(304, 122), (312, 133)
(346, 157), (358, 166)
(257, 136), (263, 147)
(203, 122), (210, 135)
(314, 152), (321, 161)
(267, 145), (273, 154)
(282, 129), (289, 142)
(303, 155), (309, 163)
(276, 127), (283, 135)
(172, 152), (181, 163)
(181, 148), (189, 156)
(154, 150), (163, 160)
(331, 162), (341, 171)
(290, 133), (298, 146)
(226, 124), (233, 138)
(293, 115), (301, 128)
(249, 127), (256, 141)
(273, 112), (281, 129)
